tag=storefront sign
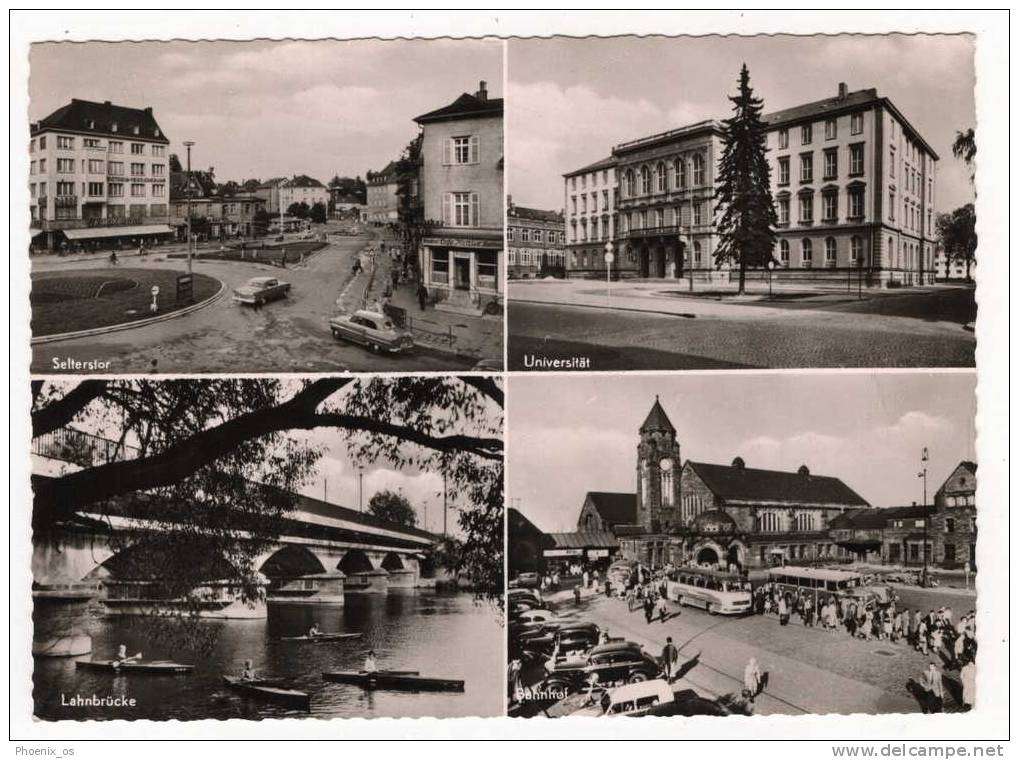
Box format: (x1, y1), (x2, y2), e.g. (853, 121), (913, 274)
(543, 549), (584, 558)
(422, 236), (502, 250)
(587, 549), (610, 559)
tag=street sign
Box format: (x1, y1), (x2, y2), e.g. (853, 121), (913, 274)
(151, 286), (160, 296)
(604, 252), (615, 264)
(175, 274), (194, 304)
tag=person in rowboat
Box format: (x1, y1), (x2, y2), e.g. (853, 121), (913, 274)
(308, 623), (321, 638)
(111, 644), (141, 669)
(241, 659), (257, 681)
(363, 650), (378, 673)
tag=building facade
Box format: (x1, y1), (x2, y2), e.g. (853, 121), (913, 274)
(563, 156), (618, 277)
(571, 398), (970, 572)
(415, 81), (504, 314)
(934, 245), (976, 281)
(29, 99), (173, 251)
(255, 176), (328, 215)
(366, 161), (400, 225)
(561, 83), (939, 287)
(507, 198), (565, 278)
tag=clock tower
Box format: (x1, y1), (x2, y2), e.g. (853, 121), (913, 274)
(636, 396), (681, 532)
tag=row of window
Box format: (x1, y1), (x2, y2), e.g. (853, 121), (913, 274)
(776, 236), (866, 268)
(620, 154), (707, 198)
(30, 181), (165, 199)
(776, 143), (866, 185)
(569, 168), (614, 191)
(776, 187), (866, 226)
(508, 227), (565, 244)
(758, 510), (821, 533)
(32, 158), (166, 177)
(428, 250), (499, 287)
(30, 135), (165, 156)
(507, 250), (567, 266)
(569, 189), (613, 216)
(35, 202), (169, 222)
(889, 189), (931, 233)
(775, 113), (865, 150)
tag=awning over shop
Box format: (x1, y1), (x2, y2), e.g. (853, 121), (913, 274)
(63, 224), (174, 241)
(546, 531), (620, 550)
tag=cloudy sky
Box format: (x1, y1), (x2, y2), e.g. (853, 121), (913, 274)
(508, 372), (976, 533)
(507, 34), (976, 213)
(30, 38), (502, 183)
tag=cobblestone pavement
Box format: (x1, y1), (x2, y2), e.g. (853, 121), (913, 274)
(528, 591), (970, 716)
(31, 232), (474, 373)
(508, 300), (975, 370)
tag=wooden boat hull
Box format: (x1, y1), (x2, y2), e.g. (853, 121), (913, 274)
(322, 670), (463, 692)
(277, 633), (362, 642)
(76, 659), (194, 674)
(222, 676), (310, 709)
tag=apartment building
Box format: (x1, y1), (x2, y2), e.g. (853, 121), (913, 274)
(507, 197), (565, 278)
(562, 156), (619, 277)
(366, 161), (400, 225)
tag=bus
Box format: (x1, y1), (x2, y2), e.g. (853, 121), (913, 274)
(665, 566), (752, 616)
(764, 567), (893, 609)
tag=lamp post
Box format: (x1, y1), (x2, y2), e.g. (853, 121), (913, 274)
(604, 240), (614, 299)
(919, 447), (929, 585)
(767, 259), (776, 300)
(183, 141), (195, 275)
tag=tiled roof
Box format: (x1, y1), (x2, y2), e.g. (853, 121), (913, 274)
(838, 505), (932, 530)
(762, 88), (880, 128)
(564, 155), (616, 178)
(585, 491), (637, 524)
(414, 92), (503, 124)
(369, 161), (400, 183)
(688, 461), (869, 508)
(508, 205), (563, 222)
(288, 174), (325, 188)
(547, 531), (620, 550)
(640, 397), (675, 434)
(32, 98), (169, 143)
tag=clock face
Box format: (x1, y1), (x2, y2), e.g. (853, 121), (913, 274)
(660, 458), (673, 472)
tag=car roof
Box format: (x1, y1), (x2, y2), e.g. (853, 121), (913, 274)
(588, 641), (642, 656)
(607, 679), (673, 704)
(353, 309), (387, 320)
(248, 277), (275, 284)
(557, 622), (598, 633)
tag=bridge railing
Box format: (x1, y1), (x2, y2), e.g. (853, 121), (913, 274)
(32, 428), (139, 468)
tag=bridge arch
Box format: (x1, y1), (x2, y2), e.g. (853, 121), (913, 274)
(338, 549), (375, 575)
(259, 545), (328, 580)
(380, 552), (405, 572)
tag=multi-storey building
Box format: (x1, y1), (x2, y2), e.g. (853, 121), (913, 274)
(934, 244), (976, 282)
(255, 175), (328, 214)
(366, 161), (400, 225)
(562, 156), (618, 277)
(561, 83), (939, 286)
(506, 197), (565, 278)
(29, 99), (173, 251)
(415, 81), (504, 314)
(169, 194), (268, 239)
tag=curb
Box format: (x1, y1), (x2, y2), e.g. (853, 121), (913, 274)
(509, 296), (700, 321)
(31, 280), (226, 345)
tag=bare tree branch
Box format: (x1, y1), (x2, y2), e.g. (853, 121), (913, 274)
(460, 376), (504, 408)
(31, 380), (109, 438)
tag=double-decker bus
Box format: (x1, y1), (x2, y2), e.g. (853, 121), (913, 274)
(764, 567), (893, 609)
(665, 566), (752, 616)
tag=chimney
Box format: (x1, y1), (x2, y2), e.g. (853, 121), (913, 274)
(798, 465), (810, 477)
(104, 100), (112, 107)
(838, 82), (848, 99)
(476, 80), (488, 101)
(144, 106), (153, 115)
(506, 194), (513, 210)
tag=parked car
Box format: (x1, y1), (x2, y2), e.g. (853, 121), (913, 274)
(508, 588), (543, 607)
(510, 571), (540, 589)
(232, 276), (291, 306)
(328, 310), (414, 353)
(522, 622), (600, 660)
(569, 679), (675, 718)
(545, 640), (660, 691)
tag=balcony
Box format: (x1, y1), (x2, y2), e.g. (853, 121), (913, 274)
(32, 428), (139, 469)
(620, 224), (684, 240)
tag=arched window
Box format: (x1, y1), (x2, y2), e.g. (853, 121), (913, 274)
(656, 162), (666, 193)
(779, 239), (790, 266)
(675, 158), (687, 189)
(640, 165), (651, 195)
(693, 240), (702, 266)
(850, 236), (862, 265)
(692, 153), (705, 185)
(661, 460), (674, 507)
(624, 168), (635, 198)
(825, 237), (837, 266)
(801, 238), (813, 268)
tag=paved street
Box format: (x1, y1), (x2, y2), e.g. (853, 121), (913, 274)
(31, 230), (477, 373)
(531, 589), (968, 716)
(508, 282), (975, 370)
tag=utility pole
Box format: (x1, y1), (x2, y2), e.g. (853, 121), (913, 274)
(357, 470), (364, 512)
(919, 447), (929, 585)
(183, 141), (195, 274)
(442, 467), (448, 537)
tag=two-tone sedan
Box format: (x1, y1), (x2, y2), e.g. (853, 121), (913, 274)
(328, 309), (414, 354)
(232, 276), (291, 307)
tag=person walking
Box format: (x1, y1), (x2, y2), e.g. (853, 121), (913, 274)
(661, 637), (679, 682)
(416, 282), (428, 311)
(918, 661), (944, 713)
(643, 594), (655, 625)
(778, 596), (789, 626)
(960, 658), (976, 711)
(743, 657), (764, 702)
(657, 593), (669, 623)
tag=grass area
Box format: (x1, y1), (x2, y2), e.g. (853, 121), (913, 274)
(164, 240), (327, 267)
(31, 267), (221, 337)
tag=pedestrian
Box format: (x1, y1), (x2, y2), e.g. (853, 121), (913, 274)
(643, 594), (655, 625)
(960, 658), (976, 711)
(573, 585), (582, 606)
(743, 657), (763, 702)
(507, 658), (522, 702)
(661, 637), (679, 682)
(416, 283), (428, 311)
(657, 594), (669, 623)
(918, 661), (944, 713)
(778, 596), (789, 626)
(804, 596), (814, 627)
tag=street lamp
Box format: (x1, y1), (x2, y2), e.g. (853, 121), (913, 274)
(183, 141), (195, 275)
(919, 447), (929, 585)
(604, 240), (614, 298)
(767, 259), (776, 300)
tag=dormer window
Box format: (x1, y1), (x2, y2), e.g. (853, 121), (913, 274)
(86, 119), (95, 129)
(154, 128), (161, 137)
(111, 122), (118, 132)
(133, 125), (140, 135)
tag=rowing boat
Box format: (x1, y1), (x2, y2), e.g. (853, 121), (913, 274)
(76, 659), (194, 674)
(222, 676), (311, 710)
(277, 633), (363, 643)
(322, 670), (463, 692)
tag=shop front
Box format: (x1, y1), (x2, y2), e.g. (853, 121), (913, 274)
(419, 230), (503, 315)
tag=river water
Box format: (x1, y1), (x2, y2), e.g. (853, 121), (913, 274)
(34, 591), (503, 720)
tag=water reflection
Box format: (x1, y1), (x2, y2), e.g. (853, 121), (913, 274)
(34, 592), (501, 720)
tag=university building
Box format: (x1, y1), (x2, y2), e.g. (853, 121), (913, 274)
(29, 99), (174, 251)
(415, 81), (504, 315)
(510, 398), (976, 576)
(506, 197), (565, 278)
(562, 83), (939, 287)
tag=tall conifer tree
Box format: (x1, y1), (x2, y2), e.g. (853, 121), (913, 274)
(713, 64), (778, 294)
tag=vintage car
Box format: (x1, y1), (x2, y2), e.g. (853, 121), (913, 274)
(544, 640), (661, 691)
(328, 310), (414, 353)
(509, 571), (540, 589)
(508, 587), (543, 607)
(569, 679), (675, 718)
(521, 622), (601, 661)
(232, 276), (291, 306)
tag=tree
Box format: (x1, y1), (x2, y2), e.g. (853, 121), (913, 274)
(952, 128), (976, 183)
(287, 202), (310, 220)
(218, 180), (241, 197)
(253, 208), (270, 236)
(169, 154), (183, 173)
(310, 202), (327, 224)
(935, 204), (977, 282)
(713, 64), (778, 295)
(367, 489), (417, 527)
(31, 377), (504, 631)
